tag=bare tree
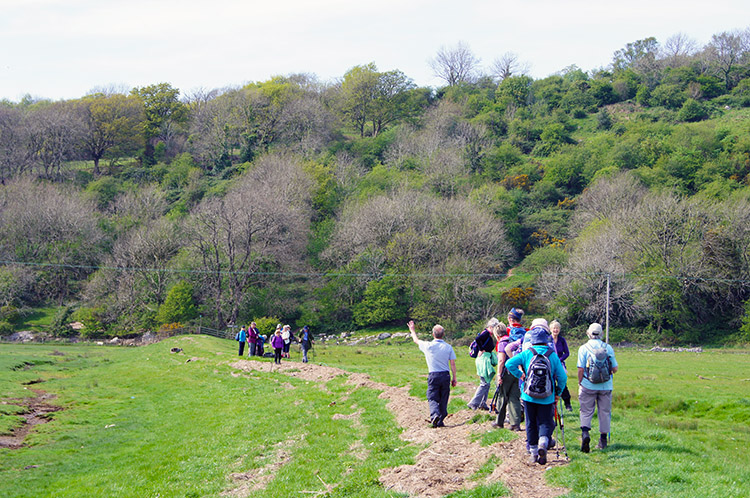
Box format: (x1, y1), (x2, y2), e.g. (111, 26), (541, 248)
(186, 153), (313, 327)
(429, 42), (481, 86)
(26, 102), (82, 179)
(490, 52), (529, 82)
(661, 32), (698, 67)
(705, 29), (750, 90)
(0, 106), (33, 181)
(0, 177), (104, 303)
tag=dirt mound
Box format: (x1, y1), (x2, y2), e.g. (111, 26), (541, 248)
(229, 360), (570, 497)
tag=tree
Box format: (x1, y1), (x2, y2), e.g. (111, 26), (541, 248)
(490, 52), (529, 82)
(156, 281), (198, 324)
(186, 153), (312, 328)
(24, 102), (81, 178)
(705, 29), (750, 90)
(429, 42), (481, 87)
(76, 93), (144, 175)
(132, 83), (188, 163)
(0, 177), (104, 303)
(0, 106), (34, 181)
(662, 32), (698, 68)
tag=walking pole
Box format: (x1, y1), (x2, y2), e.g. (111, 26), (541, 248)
(557, 397), (569, 460)
(489, 387), (500, 414)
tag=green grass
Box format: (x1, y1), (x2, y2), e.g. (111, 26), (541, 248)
(13, 306), (57, 332)
(1, 339), (750, 497)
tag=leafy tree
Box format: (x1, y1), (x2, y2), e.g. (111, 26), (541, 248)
(76, 93), (144, 175)
(156, 281), (198, 324)
(353, 277), (408, 327)
(132, 83), (188, 164)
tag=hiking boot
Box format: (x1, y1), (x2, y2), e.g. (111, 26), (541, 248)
(491, 422), (503, 429)
(565, 404), (573, 412)
(548, 437), (556, 449)
(597, 434), (608, 449)
(537, 438), (548, 465)
(431, 417), (439, 428)
(529, 453), (538, 464)
(509, 424), (522, 432)
(581, 430), (590, 453)
(467, 404), (478, 411)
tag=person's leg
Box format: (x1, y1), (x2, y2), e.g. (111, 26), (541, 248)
(536, 402), (555, 464)
(239, 341), (245, 356)
(495, 378), (510, 427)
(525, 402), (540, 462)
(596, 390), (612, 448)
(508, 379), (523, 429)
(249, 342), (256, 357)
(561, 385), (572, 410)
(426, 373), (441, 426)
(468, 377), (490, 409)
(437, 372), (451, 425)
(578, 386), (596, 453)
(302, 345), (308, 363)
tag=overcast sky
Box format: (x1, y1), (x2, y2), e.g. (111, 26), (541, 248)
(1, 0), (747, 102)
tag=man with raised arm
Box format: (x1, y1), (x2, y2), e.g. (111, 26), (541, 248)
(408, 320), (457, 428)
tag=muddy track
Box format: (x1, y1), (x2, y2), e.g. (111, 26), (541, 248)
(230, 360), (569, 498)
(0, 389), (61, 450)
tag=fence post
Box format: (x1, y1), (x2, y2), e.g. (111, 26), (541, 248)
(605, 272), (611, 343)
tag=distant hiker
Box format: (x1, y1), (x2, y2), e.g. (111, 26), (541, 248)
(271, 329), (284, 364)
(550, 320), (573, 412)
(408, 320), (457, 428)
(299, 325), (314, 363)
(505, 326), (567, 465)
(493, 321), (523, 431)
(507, 308), (527, 342)
(237, 326), (247, 357)
(468, 318), (499, 410)
(521, 317), (555, 352)
(577, 322), (618, 452)
(282, 324), (293, 359)
(248, 322), (260, 357)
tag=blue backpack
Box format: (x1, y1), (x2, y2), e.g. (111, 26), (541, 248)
(509, 325), (525, 342)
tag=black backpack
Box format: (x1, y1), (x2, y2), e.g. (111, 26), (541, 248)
(469, 330), (495, 358)
(523, 347), (554, 399)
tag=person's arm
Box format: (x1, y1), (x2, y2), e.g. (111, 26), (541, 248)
(450, 359), (457, 387)
(497, 352), (507, 385)
(577, 367), (585, 385)
(558, 337), (570, 362)
(408, 320), (420, 344)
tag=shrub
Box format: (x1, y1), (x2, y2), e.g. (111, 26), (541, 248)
(0, 320), (14, 336)
(677, 98), (708, 122)
(253, 317), (281, 337)
(71, 306), (108, 338)
(156, 281), (197, 325)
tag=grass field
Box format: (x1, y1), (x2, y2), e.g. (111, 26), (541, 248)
(1, 336), (749, 497)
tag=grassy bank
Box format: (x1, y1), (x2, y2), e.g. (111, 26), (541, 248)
(1, 337), (749, 497)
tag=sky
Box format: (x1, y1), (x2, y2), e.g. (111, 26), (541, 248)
(1, 0), (748, 102)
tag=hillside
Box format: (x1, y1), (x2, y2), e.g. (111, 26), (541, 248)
(2, 31), (750, 344)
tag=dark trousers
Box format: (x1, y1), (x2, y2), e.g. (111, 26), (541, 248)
(427, 371), (451, 424)
(238, 341), (245, 356)
(249, 342), (256, 357)
(524, 401), (555, 447)
(561, 385), (571, 407)
(495, 369), (523, 426)
(274, 348), (282, 364)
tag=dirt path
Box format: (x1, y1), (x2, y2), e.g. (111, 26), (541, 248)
(0, 389), (61, 450)
(230, 360), (569, 498)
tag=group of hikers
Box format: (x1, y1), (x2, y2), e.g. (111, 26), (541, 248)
(410, 307), (618, 465)
(235, 322), (314, 363)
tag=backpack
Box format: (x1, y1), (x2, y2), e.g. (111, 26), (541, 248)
(509, 325), (526, 342)
(523, 347), (554, 399)
(234, 332), (240, 341)
(585, 343), (612, 383)
(469, 330), (494, 358)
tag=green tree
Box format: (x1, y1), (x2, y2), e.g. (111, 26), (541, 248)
(132, 83), (187, 164)
(678, 98), (708, 122)
(156, 281), (198, 324)
(76, 93), (144, 175)
(353, 277), (408, 327)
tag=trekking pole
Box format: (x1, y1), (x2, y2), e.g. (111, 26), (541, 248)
(557, 397), (569, 460)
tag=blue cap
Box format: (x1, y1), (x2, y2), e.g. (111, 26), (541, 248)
(508, 308), (524, 321)
(529, 326), (549, 345)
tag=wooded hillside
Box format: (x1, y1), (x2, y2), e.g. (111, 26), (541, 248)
(2, 29), (750, 344)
